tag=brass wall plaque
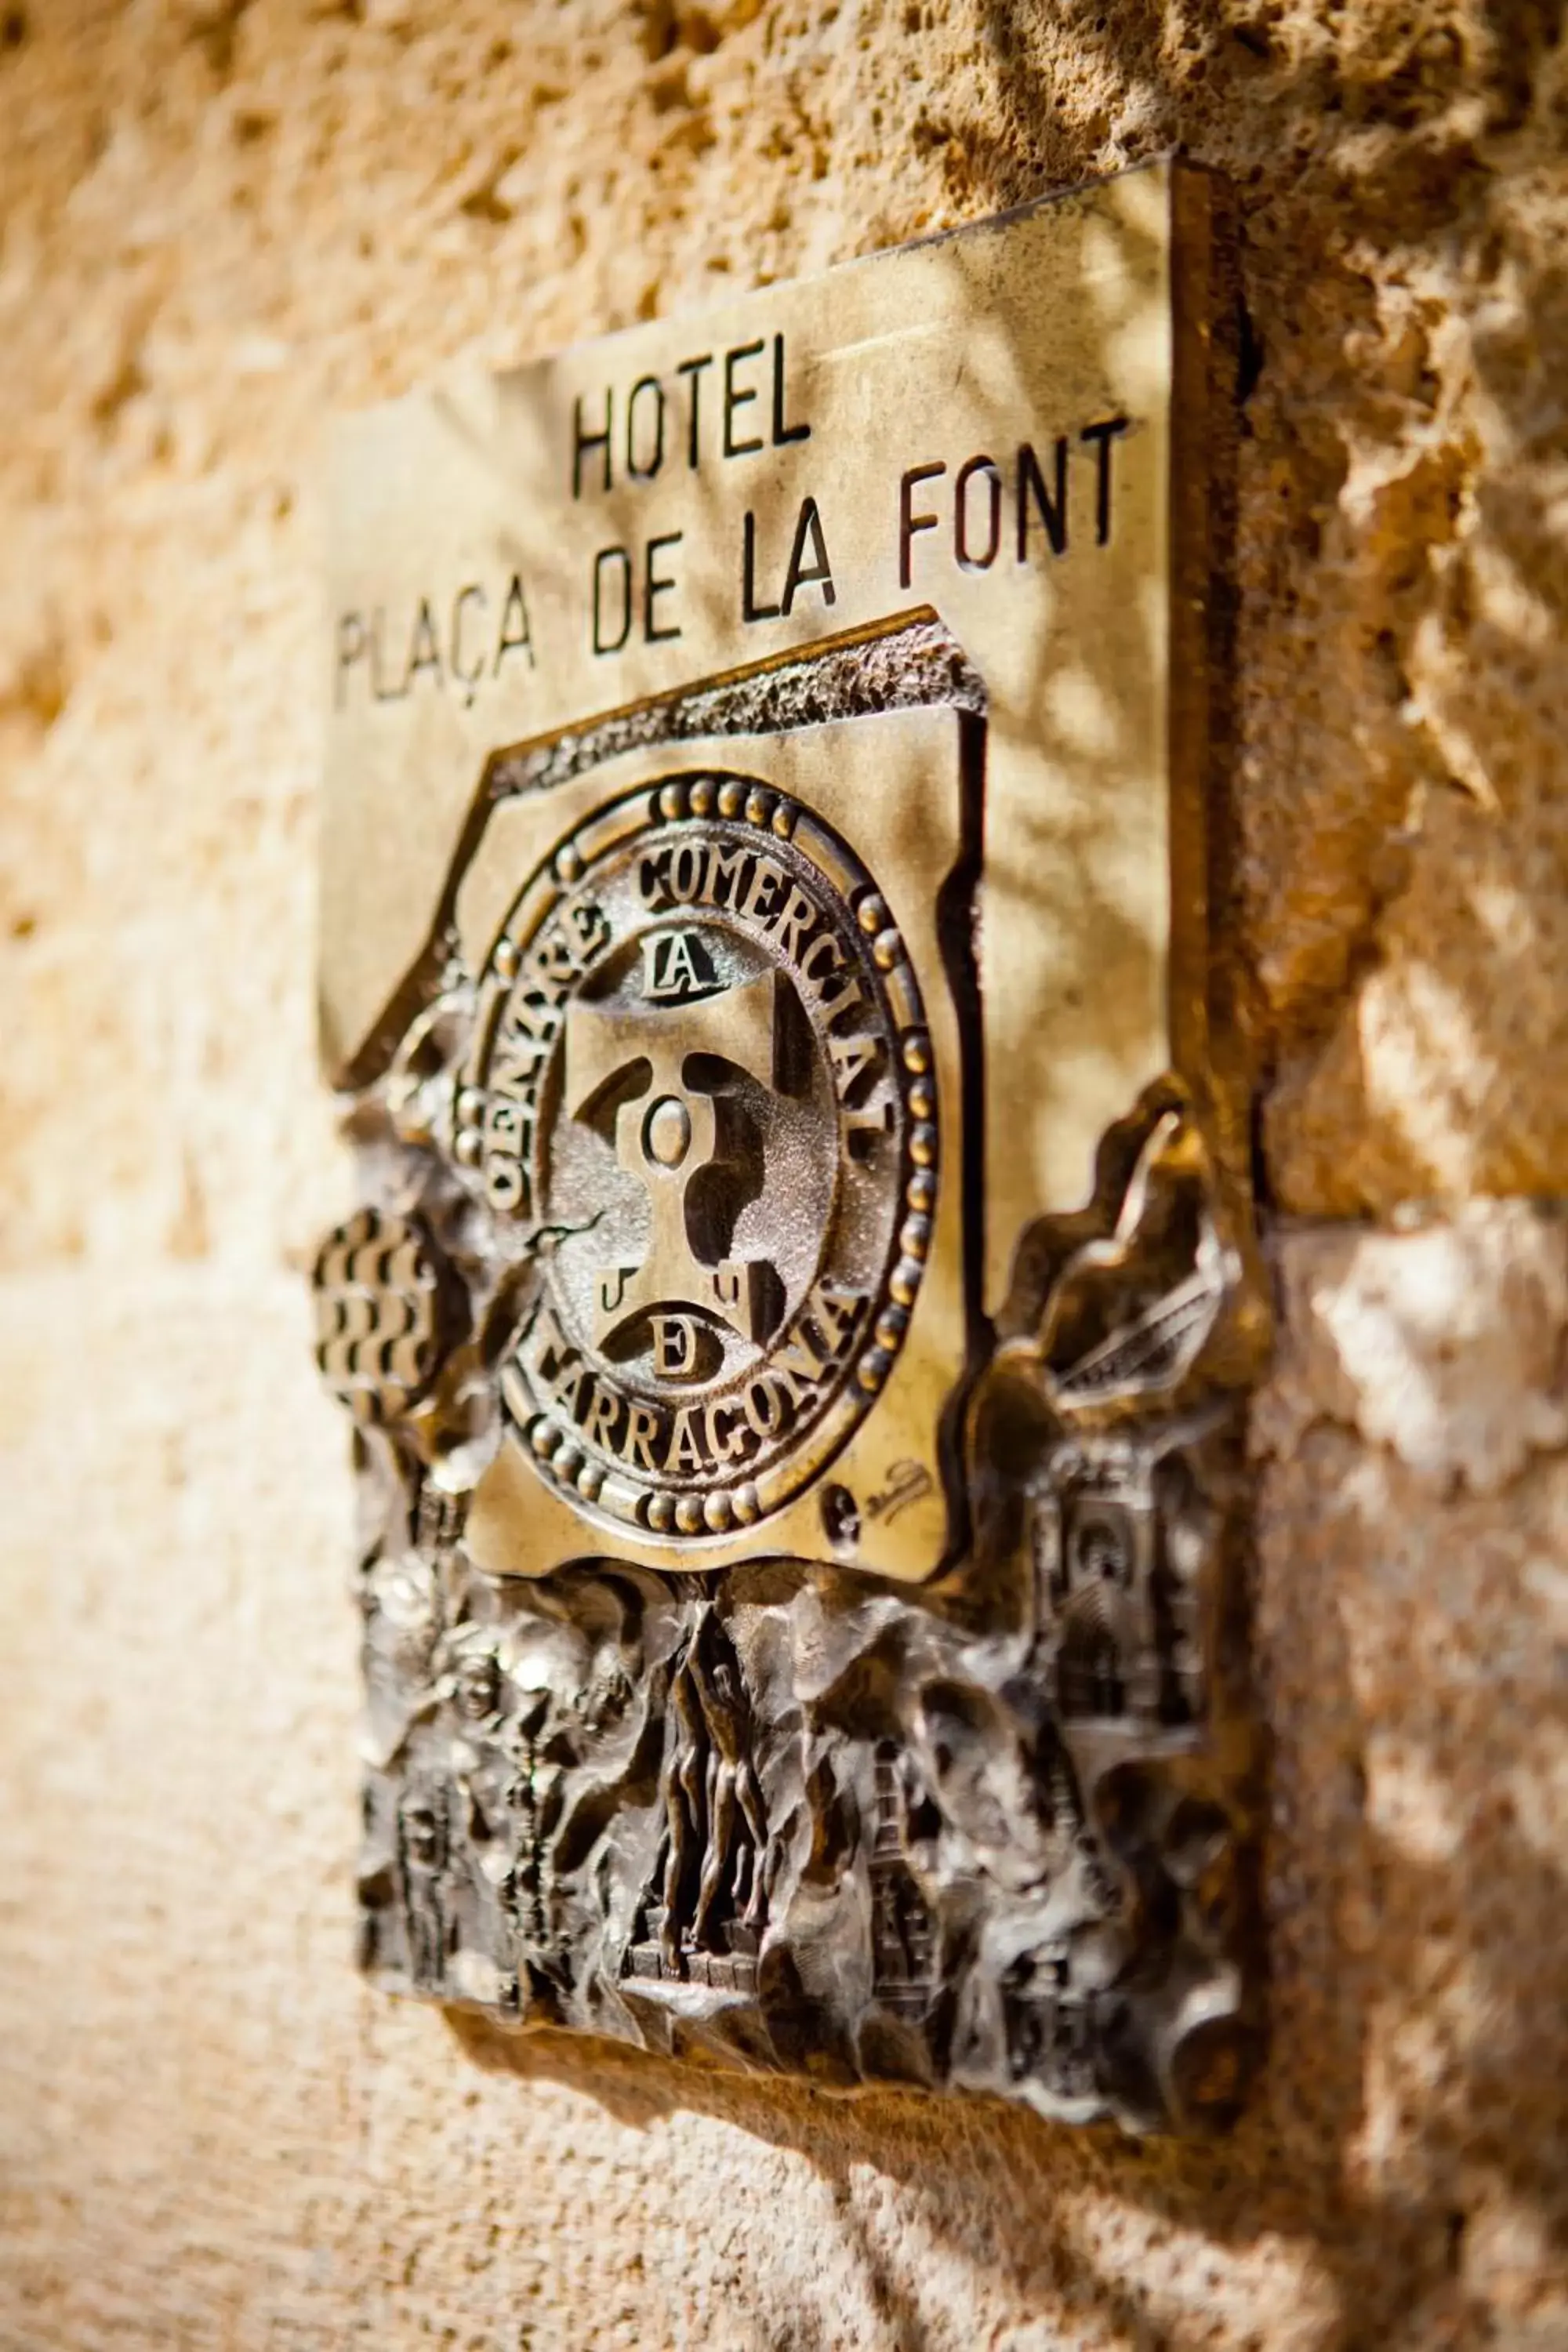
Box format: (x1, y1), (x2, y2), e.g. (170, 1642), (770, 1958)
(316, 163), (1268, 2132)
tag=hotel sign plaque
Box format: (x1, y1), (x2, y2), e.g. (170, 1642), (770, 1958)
(316, 162), (1267, 2131)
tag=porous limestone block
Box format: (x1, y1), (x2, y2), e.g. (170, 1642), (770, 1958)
(2, 2), (1565, 2345)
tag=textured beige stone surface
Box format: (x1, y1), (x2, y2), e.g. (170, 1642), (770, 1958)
(2, 2), (1566, 2346)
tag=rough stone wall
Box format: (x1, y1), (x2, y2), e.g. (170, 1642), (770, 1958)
(2, 2), (1565, 2345)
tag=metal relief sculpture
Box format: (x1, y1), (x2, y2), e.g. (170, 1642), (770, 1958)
(317, 165), (1266, 2132)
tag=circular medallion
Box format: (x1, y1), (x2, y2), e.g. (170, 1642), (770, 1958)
(457, 775), (938, 1544)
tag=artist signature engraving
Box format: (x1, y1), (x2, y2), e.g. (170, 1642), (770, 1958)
(866, 1459), (935, 1526)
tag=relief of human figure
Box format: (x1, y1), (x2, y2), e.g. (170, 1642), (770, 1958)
(397, 1788), (448, 1991)
(659, 1606), (769, 1971)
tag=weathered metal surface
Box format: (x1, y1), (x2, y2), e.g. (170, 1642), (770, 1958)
(316, 164), (1267, 2132)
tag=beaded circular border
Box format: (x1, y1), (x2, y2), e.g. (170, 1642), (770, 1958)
(463, 773), (938, 1544)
